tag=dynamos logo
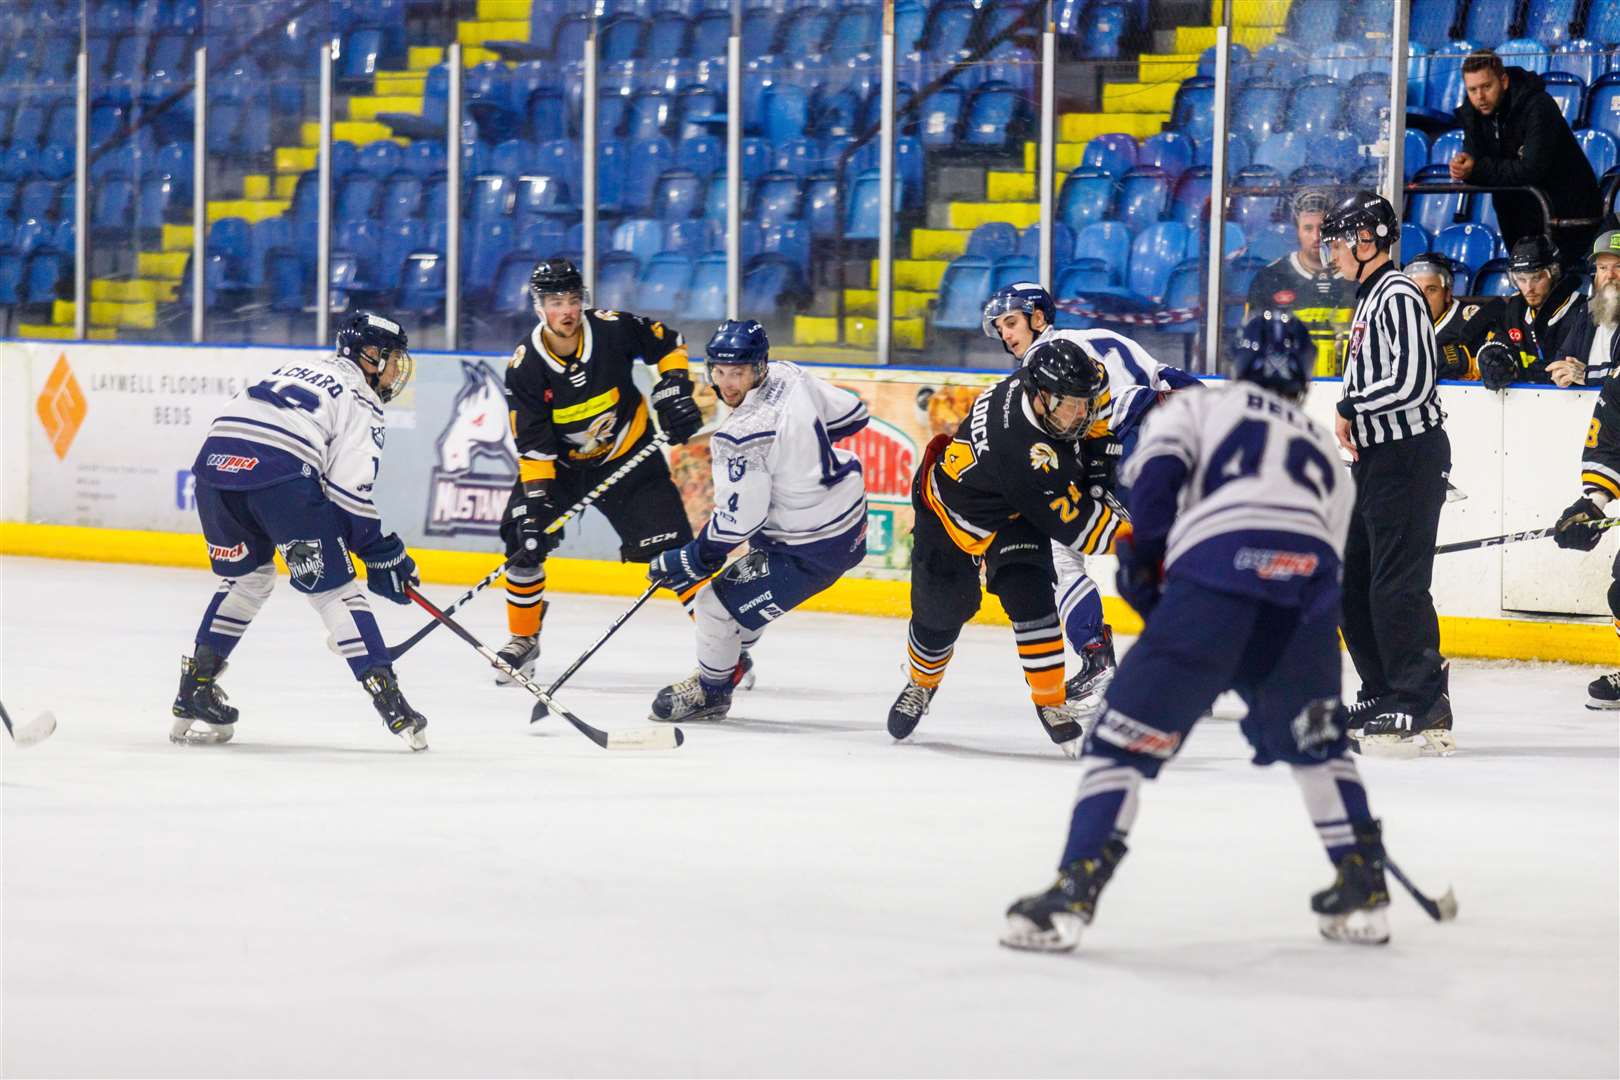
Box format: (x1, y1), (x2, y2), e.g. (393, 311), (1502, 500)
(426, 361), (519, 537)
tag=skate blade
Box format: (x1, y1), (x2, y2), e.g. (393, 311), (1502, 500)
(735, 669), (756, 692)
(1059, 736), (1083, 759)
(1350, 733), (1424, 760)
(1421, 730), (1458, 757)
(11, 710), (56, 748)
(495, 663), (536, 688)
(1317, 907), (1390, 945)
(169, 716), (233, 746)
(395, 727), (429, 751)
(1587, 697), (1620, 711)
(649, 704), (729, 724)
(999, 913), (1083, 952)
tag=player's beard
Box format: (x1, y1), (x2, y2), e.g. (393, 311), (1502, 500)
(1589, 282), (1620, 328)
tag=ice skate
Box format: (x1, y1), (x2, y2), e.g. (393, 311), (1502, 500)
(1036, 698), (1086, 758)
(1354, 687), (1454, 758)
(170, 647), (239, 745)
(363, 666), (428, 750)
(651, 674), (733, 722)
(1344, 691), (1388, 735)
(1313, 821), (1391, 945)
(733, 650), (756, 691)
(887, 678), (937, 740)
(1587, 671), (1620, 710)
(494, 633), (539, 687)
(1001, 839), (1128, 952)
(1063, 625), (1115, 720)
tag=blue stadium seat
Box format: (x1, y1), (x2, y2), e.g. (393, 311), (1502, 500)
(595, 250), (641, 311)
(341, 26), (383, 83)
(489, 139), (532, 179)
(1286, 0), (1342, 41)
(636, 251), (693, 317)
(1137, 131), (1193, 179)
(1552, 40), (1607, 88)
(600, 15), (648, 62)
(519, 217), (569, 261)
(827, 5), (879, 59)
(1589, 74), (1620, 143)
(1233, 81), (1287, 149)
(844, 168), (899, 239)
(375, 220), (426, 291)
(1576, 128), (1619, 178)
(678, 87), (722, 141)
(674, 133), (723, 180)
(992, 254), (1038, 292)
(651, 168), (704, 220)
(380, 173), (423, 222)
(1079, 2), (1132, 60)
(622, 136), (674, 213)
(335, 219), (382, 287)
(463, 219), (515, 292)
(1343, 71), (1388, 145)
(1019, 222), (1075, 261)
(207, 217), (252, 284)
(647, 11), (692, 57)
(1253, 131), (1308, 178)
(933, 254), (995, 332)
(914, 85), (964, 149)
(797, 173), (835, 238)
(1114, 166), (1170, 234)
(751, 170), (802, 225)
(1496, 38), (1549, 74)
(17, 178), (55, 221)
(741, 253), (801, 318)
(1410, 0), (1460, 49)
(963, 81), (1024, 148)
(136, 171), (181, 233)
(1435, 222), (1496, 277)
(894, 0), (925, 52)
(922, 1), (977, 57)
(1404, 129), (1431, 180)
(1467, 189), (1502, 236)
(247, 216), (291, 288)
(1589, 3), (1620, 45)
(12, 216), (52, 257)
(1429, 128), (1465, 166)
(761, 84), (809, 143)
(515, 173), (571, 219)
(1309, 42), (1378, 82)
(396, 252), (445, 318)
(1286, 75), (1344, 138)
(626, 90), (674, 141)
(1127, 221), (1189, 304)
(23, 252), (63, 304)
(1541, 72), (1586, 127)
(760, 218), (809, 266)
(1160, 260), (1202, 333)
(1072, 220), (1132, 284)
(690, 11), (730, 59)
(337, 175), (381, 222)
(1228, 164), (1283, 234)
(966, 221), (1019, 258)
(1247, 219), (1294, 262)
(1400, 222), (1432, 257)
(0, 252), (21, 306)
(485, 252), (539, 320)
(611, 217), (664, 263)
(1464, 0), (1515, 47)
(1170, 76), (1216, 146)
(1525, 0), (1579, 47)
(1407, 163), (1465, 235)
(1081, 132), (1138, 179)
(1305, 130), (1361, 177)
(779, 8), (832, 55)
(1169, 167), (1212, 230)
(468, 174), (515, 220)
(91, 175), (133, 235)
(1057, 169), (1115, 233)
(685, 251), (728, 321)
(1472, 257), (1514, 297)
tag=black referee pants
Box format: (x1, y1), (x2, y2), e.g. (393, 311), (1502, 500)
(1341, 425), (1450, 710)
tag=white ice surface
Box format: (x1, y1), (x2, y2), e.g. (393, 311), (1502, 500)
(2, 556), (1617, 1079)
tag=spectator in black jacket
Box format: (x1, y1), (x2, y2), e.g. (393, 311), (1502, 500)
(1449, 50), (1602, 266)
(1554, 229), (1620, 387)
(1477, 235), (1586, 389)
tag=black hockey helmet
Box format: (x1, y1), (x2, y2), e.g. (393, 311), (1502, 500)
(335, 310), (412, 403)
(1508, 234), (1560, 275)
(1023, 337), (1106, 440)
(529, 256), (589, 310)
(1230, 310), (1312, 403)
(1319, 189), (1398, 275)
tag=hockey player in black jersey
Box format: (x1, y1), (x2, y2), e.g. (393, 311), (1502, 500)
(890, 338), (1121, 757)
(1404, 252), (1498, 380)
(1243, 188), (1357, 374)
(1554, 368), (1620, 708)
(495, 257), (712, 683)
(1477, 235), (1586, 389)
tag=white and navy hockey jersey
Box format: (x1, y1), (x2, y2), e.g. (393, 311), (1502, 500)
(696, 361), (869, 563)
(1027, 326), (1201, 439)
(1122, 381), (1355, 616)
(193, 355), (389, 551)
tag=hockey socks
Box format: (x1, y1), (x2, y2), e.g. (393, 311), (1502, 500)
(905, 622), (956, 689)
(311, 583), (391, 679)
(1012, 613), (1066, 707)
(1059, 757), (1143, 867)
(1291, 758), (1374, 864)
(1058, 572), (1105, 656)
(505, 563), (546, 637)
(193, 564), (276, 659)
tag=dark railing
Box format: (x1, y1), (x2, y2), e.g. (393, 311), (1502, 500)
(1405, 180), (1605, 234)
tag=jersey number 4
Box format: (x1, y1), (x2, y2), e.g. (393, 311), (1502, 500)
(1205, 418), (1335, 499)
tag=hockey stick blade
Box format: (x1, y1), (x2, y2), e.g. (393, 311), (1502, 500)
(1, 700), (57, 748)
(1386, 858), (1458, 923)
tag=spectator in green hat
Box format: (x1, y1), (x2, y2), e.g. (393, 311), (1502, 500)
(1550, 230), (1620, 387)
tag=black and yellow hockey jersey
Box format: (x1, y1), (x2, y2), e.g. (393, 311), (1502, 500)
(1433, 296), (1500, 380)
(1582, 371), (1620, 504)
(1245, 254), (1357, 375)
(505, 308), (690, 483)
(921, 370), (1121, 558)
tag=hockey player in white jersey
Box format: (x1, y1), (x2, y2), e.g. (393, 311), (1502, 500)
(981, 283), (1201, 713)
(170, 312), (429, 750)
(647, 320), (869, 722)
(1002, 313), (1399, 952)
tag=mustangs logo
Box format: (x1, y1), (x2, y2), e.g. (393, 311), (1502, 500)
(426, 361), (519, 537)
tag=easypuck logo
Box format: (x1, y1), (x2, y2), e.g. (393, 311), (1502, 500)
(205, 453), (259, 473)
(208, 541), (248, 562)
(1234, 547), (1319, 580)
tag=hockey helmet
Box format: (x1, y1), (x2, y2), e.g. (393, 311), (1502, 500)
(1230, 310), (1312, 403)
(335, 310), (413, 403)
(982, 282), (1058, 341)
(1318, 189), (1399, 271)
(529, 256), (590, 311)
(1508, 234), (1560, 284)
(1402, 251), (1457, 291)
(705, 319), (771, 384)
(1023, 337), (1106, 440)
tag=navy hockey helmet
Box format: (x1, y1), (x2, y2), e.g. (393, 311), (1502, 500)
(982, 282), (1058, 341)
(1023, 337), (1106, 440)
(705, 319), (770, 384)
(335, 310), (413, 403)
(529, 256), (590, 312)
(1230, 310), (1312, 403)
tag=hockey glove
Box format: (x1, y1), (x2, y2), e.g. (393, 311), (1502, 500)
(1476, 341), (1518, 392)
(651, 372), (703, 445)
(648, 539), (720, 595)
(1081, 436), (1123, 500)
(509, 481), (561, 565)
(1113, 525), (1164, 619)
(1554, 495), (1607, 552)
(362, 533), (419, 606)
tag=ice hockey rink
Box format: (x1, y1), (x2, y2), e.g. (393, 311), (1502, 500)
(2, 555), (1616, 1078)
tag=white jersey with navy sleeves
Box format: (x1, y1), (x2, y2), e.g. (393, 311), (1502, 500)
(195, 354), (389, 551)
(701, 361), (869, 557)
(1123, 380), (1355, 613)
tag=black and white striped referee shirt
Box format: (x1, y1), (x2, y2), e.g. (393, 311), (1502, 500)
(1336, 262), (1446, 446)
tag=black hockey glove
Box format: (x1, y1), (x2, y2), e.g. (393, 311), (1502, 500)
(362, 533), (419, 606)
(1113, 526), (1164, 619)
(1554, 495), (1607, 552)
(651, 372), (703, 445)
(1476, 341), (1518, 392)
(1081, 436), (1122, 500)
(509, 481), (561, 564)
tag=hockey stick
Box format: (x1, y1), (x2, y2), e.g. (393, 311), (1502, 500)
(1435, 516), (1620, 555)
(384, 435), (671, 662)
(530, 582), (660, 723)
(404, 584), (683, 750)
(1386, 857), (1458, 923)
(0, 699), (57, 748)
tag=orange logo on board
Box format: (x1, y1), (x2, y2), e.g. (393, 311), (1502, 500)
(36, 353), (87, 460)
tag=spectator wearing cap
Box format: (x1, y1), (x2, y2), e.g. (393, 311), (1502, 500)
(1245, 188), (1357, 375)
(1550, 229), (1620, 388)
(1403, 253), (1499, 381)
(1477, 234), (1586, 389)
(1450, 49), (1602, 266)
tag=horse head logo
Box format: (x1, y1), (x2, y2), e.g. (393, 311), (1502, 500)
(436, 360), (516, 474)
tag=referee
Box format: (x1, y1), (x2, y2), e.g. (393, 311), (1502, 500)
(1321, 190), (1456, 757)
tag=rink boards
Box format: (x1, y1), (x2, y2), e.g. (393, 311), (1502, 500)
(2, 339), (1614, 664)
